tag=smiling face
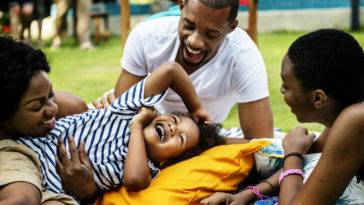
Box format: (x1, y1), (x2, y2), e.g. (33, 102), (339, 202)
(280, 54), (317, 123)
(143, 114), (199, 163)
(2, 71), (58, 138)
(178, 0), (235, 68)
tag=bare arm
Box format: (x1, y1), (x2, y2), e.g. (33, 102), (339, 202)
(238, 97), (274, 139)
(0, 182), (41, 205)
(54, 90), (88, 119)
(143, 61), (209, 122)
(114, 69), (146, 98)
(200, 171), (280, 205)
(123, 107), (157, 191)
(279, 104), (364, 205)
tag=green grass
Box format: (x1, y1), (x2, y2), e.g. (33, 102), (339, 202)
(41, 30), (364, 133)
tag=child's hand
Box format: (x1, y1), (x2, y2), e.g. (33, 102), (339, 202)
(191, 107), (211, 125)
(283, 126), (316, 154)
(131, 106), (158, 127)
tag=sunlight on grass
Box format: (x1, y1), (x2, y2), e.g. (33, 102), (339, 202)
(43, 30), (364, 133)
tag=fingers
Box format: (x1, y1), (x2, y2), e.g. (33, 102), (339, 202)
(57, 138), (71, 167)
(79, 141), (92, 167)
(68, 137), (80, 164)
(92, 99), (103, 109)
(107, 93), (116, 104)
(92, 95), (114, 109)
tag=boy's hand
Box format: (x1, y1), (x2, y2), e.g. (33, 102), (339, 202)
(191, 107), (211, 125)
(131, 106), (158, 127)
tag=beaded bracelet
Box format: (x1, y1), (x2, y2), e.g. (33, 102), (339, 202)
(279, 169), (305, 185)
(284, 152), (303, 162)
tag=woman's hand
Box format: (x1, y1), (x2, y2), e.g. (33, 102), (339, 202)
(191, 106), (211, 125)
(131, 106), (158, 127)
(56, 137), (100, 202)
(200, 191), (250, 205)
(283, 126), (316, 154)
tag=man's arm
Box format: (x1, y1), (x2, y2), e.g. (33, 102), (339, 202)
(54, 91), (89, 119)
(238, 97), (273, 139)
(114, 69), (146, 98)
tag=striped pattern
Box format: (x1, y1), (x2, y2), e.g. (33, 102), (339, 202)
(17, 79), (165, 196)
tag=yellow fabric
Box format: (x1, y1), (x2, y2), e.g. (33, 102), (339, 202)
(95, 140), (271, 205)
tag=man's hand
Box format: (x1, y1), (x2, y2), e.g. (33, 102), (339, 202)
(92, 93), (116, 109)
(130, 106), (158, 127)
(56, 137), (100, 202)
(191, 107), (211, 125)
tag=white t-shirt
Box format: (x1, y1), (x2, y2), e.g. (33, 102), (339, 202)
(121, 16), (269, 123)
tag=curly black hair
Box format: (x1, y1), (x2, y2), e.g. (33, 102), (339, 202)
(0, 36), (50, 123)
(160, 122), (226, 168)
(288, 29), (364, 108)
(184, 0), (239, 25)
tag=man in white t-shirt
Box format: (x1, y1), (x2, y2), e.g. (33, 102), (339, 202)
(98, 0), (274, 139)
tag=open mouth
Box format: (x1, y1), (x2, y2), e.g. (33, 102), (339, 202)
(40, 117), (56, 129)
(155, 123), (166, 142)
(182, 44), (205, 66)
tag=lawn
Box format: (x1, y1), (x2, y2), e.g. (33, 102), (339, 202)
(41, 30), (364, 133)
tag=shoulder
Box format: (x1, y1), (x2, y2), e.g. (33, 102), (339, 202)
(336, 102), (364, 128)
(132, 16), (179, 38)
(0, 139), (43, 191)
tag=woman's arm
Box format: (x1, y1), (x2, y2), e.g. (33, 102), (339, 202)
(279, 104), (364, 205)
(0, 182), (41, 205)
(123, 107), (157, 191)
(200, 171), (280, 205)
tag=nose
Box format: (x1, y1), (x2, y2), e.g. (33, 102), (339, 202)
(187, 31), (204, 49)
(45, 99), (58, 117)
(168, 123), (177, 136)
(280, 86), (285, 94)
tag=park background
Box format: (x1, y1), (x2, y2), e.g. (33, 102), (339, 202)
(0, 0), (363, 134)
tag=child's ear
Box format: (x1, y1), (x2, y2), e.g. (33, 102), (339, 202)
(312, 89), (328, 110)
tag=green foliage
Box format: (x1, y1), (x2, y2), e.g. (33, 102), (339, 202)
(43, 31), (364, 133)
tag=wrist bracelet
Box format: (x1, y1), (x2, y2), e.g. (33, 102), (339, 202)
(284, 152), (303, 162)
(279, 169), (305, 185)
(260, 180), (277, 190)
(244, 186), (278, 205)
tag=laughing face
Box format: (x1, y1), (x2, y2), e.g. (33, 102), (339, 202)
(143, 114), (199, 163)
(178, 0), (234, 68)
(280, 54), (315, 123)
(2, 71), (58, 138)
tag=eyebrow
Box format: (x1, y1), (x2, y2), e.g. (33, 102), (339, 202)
(24, 96), (44, 105)
(177, 115), (189, 147)
(183, 18), (220, 34)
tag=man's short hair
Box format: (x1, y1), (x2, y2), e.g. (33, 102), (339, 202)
(185, 0), (239, 25)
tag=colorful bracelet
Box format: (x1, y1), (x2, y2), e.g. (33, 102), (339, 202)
(284, 152), (303, 162)
(279, 169), (305, 185)
(244, 186), (278, 205)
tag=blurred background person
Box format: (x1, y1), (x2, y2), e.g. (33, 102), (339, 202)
(9, 0), (33, 44)
(50, 0), (94, 50)
(32, 0), (51, 48)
